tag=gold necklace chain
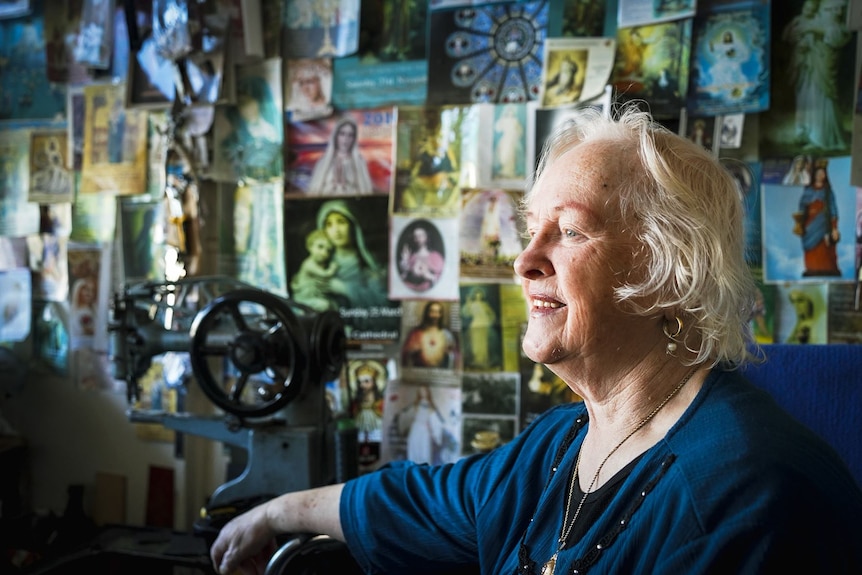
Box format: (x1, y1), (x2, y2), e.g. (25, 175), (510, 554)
(541, 368), (698, 575)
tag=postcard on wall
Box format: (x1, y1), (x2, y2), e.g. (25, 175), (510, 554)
(758, 0), (855, 158)
(67, 241), (110, 351)
(617, 0), (696, 29)
(687, 2), (770, 117)
(71, 191), (117, 243)
(345, 355), (395, 472)
(211, 58), (283, 184)
(281, 0), (359, 59)
(458, 282), (527, 374)
(31, 300), (69, 376)
(331, 0), (428, 109)
(539, 37), (616, 108)
(81, 83), (149, 194)
(0, 0), (30, 19)
(476, 103), (528, 190)
(761, 156), (858, 283)
(773, 282), (829, 345)
(391, 105), (477, 217)
(526, 86), (611, 179)
(285, 107), (395, 197)
(0, 267), (32, 343)
(29, 130), (74, 203)
(459, 188), (525, 280)
(0, 5), (67, 120)
(399, 299), (462, 386)
(74, 0), (115, 69)
(118, 194), (165, 283)
(380, 379), (463, 466)
(26, 233), (68, 301)
(389, 215), (460, 302)
(43, 0), (92, 85)
(425, 0), (549, 106)
(461, 371), (520, 447)
(518, 355), (579, 431)
(283, 195), (401, 346)
(285, 57), (334, 122)
(720, 159), (763, 267)
(827, 282), (862, 343)
(611, 19), (692, 119)
(0, 127), (41, 237)
(229, 181), (287, 296)
(67, 86), (86, 171)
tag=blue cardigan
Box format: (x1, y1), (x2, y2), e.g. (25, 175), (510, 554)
(341, 369), (862, 574)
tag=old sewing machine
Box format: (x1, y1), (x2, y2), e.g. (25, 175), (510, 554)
(110, 275), (351, 521)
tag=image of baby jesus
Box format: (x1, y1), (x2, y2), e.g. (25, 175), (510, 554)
(290, 229), (338, 312)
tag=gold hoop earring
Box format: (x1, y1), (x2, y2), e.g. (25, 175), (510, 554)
(663, 317), (683, 355)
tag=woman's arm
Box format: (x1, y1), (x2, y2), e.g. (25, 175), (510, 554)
(210, 484), (345, 575)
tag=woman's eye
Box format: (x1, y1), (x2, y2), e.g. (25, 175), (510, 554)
(564, 228), (579, 238)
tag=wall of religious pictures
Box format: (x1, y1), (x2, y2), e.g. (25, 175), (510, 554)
(1, 0), (861, 523)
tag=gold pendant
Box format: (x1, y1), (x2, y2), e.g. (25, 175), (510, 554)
(541, 552), (558, 575)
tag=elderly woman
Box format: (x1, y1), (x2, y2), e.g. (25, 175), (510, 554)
(210, 105), (862, 574)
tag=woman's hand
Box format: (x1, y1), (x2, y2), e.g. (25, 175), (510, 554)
(210, 504), (278, 575)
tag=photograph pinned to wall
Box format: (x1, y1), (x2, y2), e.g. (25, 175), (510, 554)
(80, 82), (149, 194)
(540, 37), (616, 108)
(29, 130), (74, 203)
(461, 371), (521, 453)
(74, 0), (115, 70)
(286, 106), (395, 197)
(461, 371), (519, 435)
(285, 57), (334, 122)
(687, 2), (770, 117)
(330, 0), (428, 110)
(31, 300), (69, 376)
(759, 0), (855, 157)
(43, 0), (92, 85)
(399, 299), (462, 385)
(117, 195), (165, 283)
(762, 156), (858, 282)
(39, 203), (73, 238)
(559, 0), (608, 38)
(284, 196), (401, 346)
(281, 0), (359, 59)
(390, 215), (460, 301)
(67, 241), (109, 350)
(0, 4), (67, 121)
(229, 181), (287, 297)
(131, 354), (181, 441)
(476, 102), (528, 189)
(382, 380), (462, 466)
(67, 86), (86, 171)
(392, 104), (476, 216)
(459, 188), (525, 279)
(684, 114), (720, 156)
(425, 0), (549, 106)
(719, 113), (745, 149)
(611, 19), (692, 119)
(0, 0), (30, 19)
(459, 282), (503, 372)
(26, 233), (68, 301)
(0, 267), (32, 343)
(0, 127), (41, 237)
(617, 0), (695, 29)
(347, 356), (393, 472)
(71, 191), (118, 244)
(526, 85), (611, 178)
(721, 159), (762, 267)
(827, 282), (862, 343)
(749, 271), (777, 344)
(518, 356), (579, 431)
(211, 58), (283, 183)
(773, 282), (829, 344)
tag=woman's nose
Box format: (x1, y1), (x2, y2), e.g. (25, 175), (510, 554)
(514, 240), (552, 280)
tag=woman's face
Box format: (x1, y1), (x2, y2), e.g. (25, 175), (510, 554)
(324, 211), (353, 248)
(336, 123), (357, 152)
(514, 140), (655, 370)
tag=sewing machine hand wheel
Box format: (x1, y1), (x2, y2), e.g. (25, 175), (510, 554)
(189, 289), (309, 418)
